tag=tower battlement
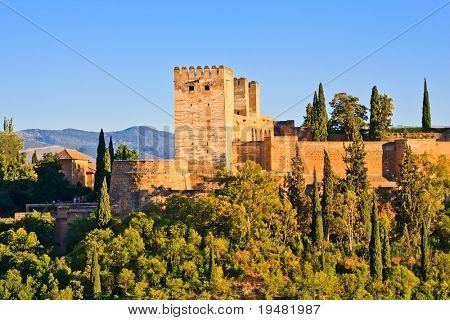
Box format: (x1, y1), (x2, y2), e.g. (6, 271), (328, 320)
(174, 65), (234, 82)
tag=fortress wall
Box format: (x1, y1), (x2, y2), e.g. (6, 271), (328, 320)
(232, 141), (266, 169)
(110, 160), (191, 215)
(266, 138), (391, 185)
(406, 139), (450, 157)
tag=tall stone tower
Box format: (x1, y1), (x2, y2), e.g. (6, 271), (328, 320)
(174, 65), (235, 169)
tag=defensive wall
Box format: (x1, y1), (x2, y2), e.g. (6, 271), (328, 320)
(109, 159), (191, 216)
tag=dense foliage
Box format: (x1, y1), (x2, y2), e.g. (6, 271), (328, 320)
(0, 119), (91, 216)
(1, 148), (448, 299)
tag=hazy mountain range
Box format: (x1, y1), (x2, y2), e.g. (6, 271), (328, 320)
(19, 126), (174, 161)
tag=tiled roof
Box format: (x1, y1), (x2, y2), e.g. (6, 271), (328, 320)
(56, 149), (92, 161)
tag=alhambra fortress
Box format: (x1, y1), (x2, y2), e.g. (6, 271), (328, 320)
(101, 65), (450, 215)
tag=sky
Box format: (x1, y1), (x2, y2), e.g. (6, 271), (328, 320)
(0, 0), (449, 132)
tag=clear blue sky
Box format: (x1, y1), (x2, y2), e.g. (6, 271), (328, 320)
(1, 0), (449, 132)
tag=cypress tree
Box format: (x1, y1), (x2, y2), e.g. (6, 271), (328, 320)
(369, 86), (381, 140)
(207, 233), (216, 284)
(380, 222), (391, 280)
(369, 193), (382, 280)
(31, 151), (38, 164)
(108, 136), (114, 166)
(317, 83), (328, 140)
(94, 129), (106, 199)
(311, 91), (319, 139)
(397, 145), (422, 240)
(311, 84), (328, 141)
(96, 177), (111, 227)
(90, 246), (101, 299)
(103, 147), (112, 191)
(311, 168), (323, 248)
(321, 150), (334, 242)
(422, 78), (431, 129)
(343, 129), (369, 194)
(285, 143), (310, 233)
(304, 103), (313, 127)
(420, 221), (430, 282)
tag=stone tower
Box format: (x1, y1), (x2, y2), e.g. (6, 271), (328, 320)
(174, 65), (235, 169)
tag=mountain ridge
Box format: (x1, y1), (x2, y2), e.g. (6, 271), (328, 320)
(19, 126), (174, 160)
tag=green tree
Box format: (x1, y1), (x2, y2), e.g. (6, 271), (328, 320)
(285, 143), (310, 233)
(32, 153), (71, 203)
(321, 151), (334, 241)
(96, 178), (111, 228)
(343, 129), (369, 194)
(103, 147), (112, 191)
(380, 222), (391, 280)
(3, 117), (14, 132)
(329, 93), (367, 140)
(90, 246), (101, 299)
(117, 268), (135, 297)
(31, 151), (38, 164)
(369, 193), (382, 280)
(310, 84), (328, 141)
(0, 118), (34, 182)
(303, 103), (313, 127)
(422, 78), (431, 129)
(420, 221), (429, 282)
(108, 136), (114, 165)
(311, 168), (323, 248)
(207, 233), (215, 284)
(368, 86), (381, 140)
(396, 145), (423, 241)
(94, 129), (106, 199)
(114, 144), (139, 161)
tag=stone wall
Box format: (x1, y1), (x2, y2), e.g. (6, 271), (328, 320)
(233, 137), (449, 187)
(232, 141), (266, 169)
(109, 160), (191, 216)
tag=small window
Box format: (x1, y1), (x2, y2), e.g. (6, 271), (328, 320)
(205, 85), (210, 91)
(189, 86), (194, 91)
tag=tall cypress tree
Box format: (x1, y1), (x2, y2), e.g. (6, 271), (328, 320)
(311, 91), (319, 139)
(420, 221), (430, 282)
(311, 168), (323, 248)
(103, 147), (112, 191)
(96, 177), (111, 227)
(369, 193), (382, 280)
(369, 86), (381, 140)
(285, 143), (310, 233)
(397, 144), (422, 240)
(311, 84), (328, 141)
(303, 103), (313, 127)
(31, 151), (38, 164)
(317, 83), (328, 141)
(94, 129), (106, 198)
(108, 136), (114, 165)
(321, 150), (334, 242)
(343, 129), (369, 194)
(422, 78), (431, 129)
(380, 222), (391, 280)
(90, 246), (101, 299)
(207, 232), (216, 285)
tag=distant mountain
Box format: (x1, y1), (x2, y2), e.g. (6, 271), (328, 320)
(19, 126), (174, 160)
